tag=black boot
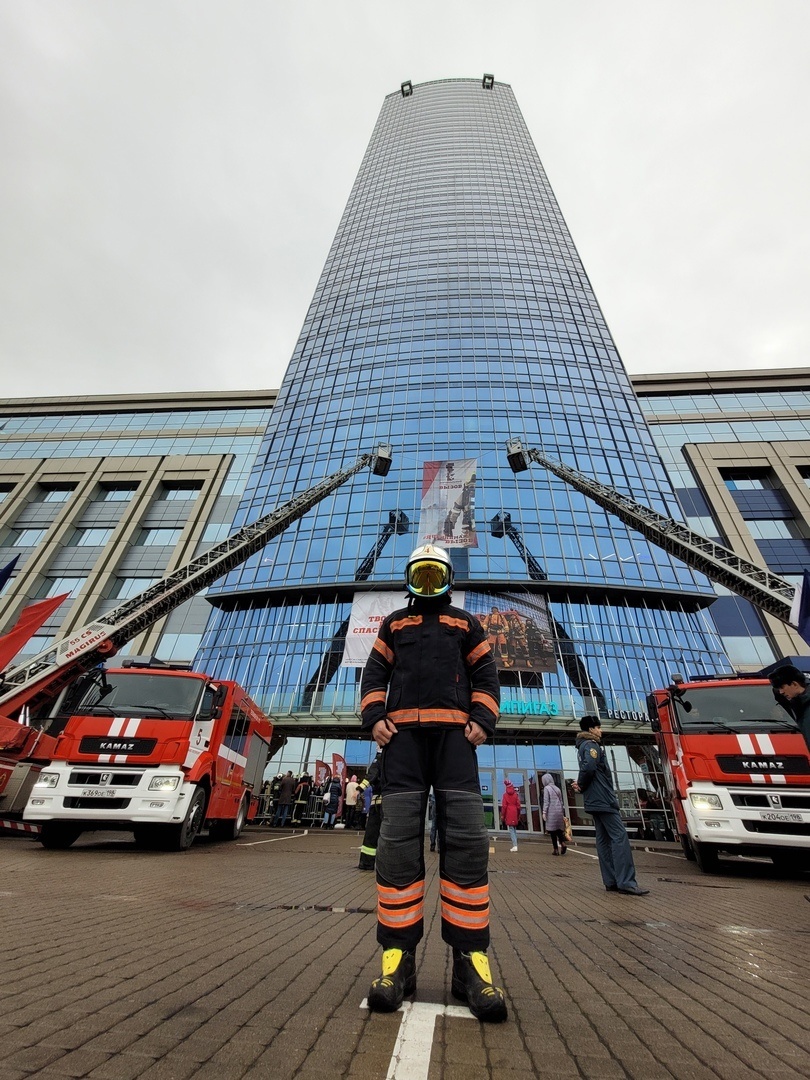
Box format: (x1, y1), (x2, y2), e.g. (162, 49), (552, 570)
(451, 950), (507, 1022)
(367, 949), (416, 1012)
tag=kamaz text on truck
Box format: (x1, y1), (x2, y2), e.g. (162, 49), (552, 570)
(647, 674), (810, 873)
(24, 658), (273, 850)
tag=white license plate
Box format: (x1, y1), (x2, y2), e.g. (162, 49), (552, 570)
(81, 788), (117, 798)
(758, 811), (804, 823)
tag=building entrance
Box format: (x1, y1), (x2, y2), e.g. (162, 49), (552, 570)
(480, 768), (541, 834)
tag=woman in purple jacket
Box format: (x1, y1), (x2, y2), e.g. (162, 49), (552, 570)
(541, 773), (567, 855)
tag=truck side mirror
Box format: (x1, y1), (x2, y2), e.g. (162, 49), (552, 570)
(210, 683), (227, 719)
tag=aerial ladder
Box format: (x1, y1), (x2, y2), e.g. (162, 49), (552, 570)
(299, 510), (410, 709)
(504, 438), (797, 626)
(489, 512), (607, 709)
(0, 445), (393, 822)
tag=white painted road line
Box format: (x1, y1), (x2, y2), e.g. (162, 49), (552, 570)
(565, 847), (599, 859)
(238, 829), (309, 847)
(360, 1000), (474, 1080)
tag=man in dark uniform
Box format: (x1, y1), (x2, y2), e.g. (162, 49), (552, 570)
(361, 544), (507, 1022)
(572, 716), (648, 895)
(769, 664), (810, 752)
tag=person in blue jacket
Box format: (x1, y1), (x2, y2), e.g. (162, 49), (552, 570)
(572, 716), (649, 895)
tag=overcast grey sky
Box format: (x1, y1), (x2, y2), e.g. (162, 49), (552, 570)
(1, 0), (808, 399)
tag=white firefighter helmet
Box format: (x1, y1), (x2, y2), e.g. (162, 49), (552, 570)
(405, 544), (454, 598)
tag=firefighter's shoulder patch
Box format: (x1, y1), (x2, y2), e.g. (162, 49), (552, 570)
(589, 748), (598, 759)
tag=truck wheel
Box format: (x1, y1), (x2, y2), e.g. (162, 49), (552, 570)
(692, 839), (720, 873)
(680, 834), (696, 861)
(160, 786), (207, 851)
(39, 823), (82, 850)
(210, 794), (250, 842)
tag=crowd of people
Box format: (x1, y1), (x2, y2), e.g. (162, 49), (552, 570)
(258, 769), (375, 830)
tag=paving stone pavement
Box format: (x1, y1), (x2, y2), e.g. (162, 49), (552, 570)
(0, 827), (808, 1079)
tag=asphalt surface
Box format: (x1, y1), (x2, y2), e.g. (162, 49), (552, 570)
(1, 826), (808, 1080)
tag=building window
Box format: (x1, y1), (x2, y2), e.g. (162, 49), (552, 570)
(73, 527), (114, 546)
(746, 518), (803, 540)
(99, 485), (138, 501)
(40, 576), (87, 598)
(38, 484), (76, 502)
(0, 485), (13, 502)
(11, 528), (47, 547)
(136, 528), (183, 547)
(721, 468), (774, 490)
(113, 577), (160, 599)
(201, 523), (231, 543)
(159, 482), (202, 501)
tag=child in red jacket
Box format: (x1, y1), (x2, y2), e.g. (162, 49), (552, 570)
(501, 780), (521, 852)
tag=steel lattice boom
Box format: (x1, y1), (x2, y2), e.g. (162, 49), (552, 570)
(0, 445), (392, 715)
(505, 439), (796, 625)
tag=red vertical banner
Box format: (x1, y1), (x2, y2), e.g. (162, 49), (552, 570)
(314, 760), (330, 787)
(331, 754), (347, 783)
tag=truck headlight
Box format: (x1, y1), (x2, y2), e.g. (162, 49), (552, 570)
(35, 772), (59, 788)
(690, 792), (723, 810)
(148, 776), (180, 791)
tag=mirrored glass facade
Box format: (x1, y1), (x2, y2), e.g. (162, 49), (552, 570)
(198, 77), (729, 730)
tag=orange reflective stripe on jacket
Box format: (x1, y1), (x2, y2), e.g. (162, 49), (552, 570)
(471, 691), (499, 718)
(388, 708), (470, 726)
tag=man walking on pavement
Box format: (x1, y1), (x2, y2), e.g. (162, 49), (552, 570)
(360, 544), (507, 1022)
(572, 716), (649, 896)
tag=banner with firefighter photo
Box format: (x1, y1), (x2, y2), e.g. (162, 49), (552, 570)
(464, 591), (557, 673)
(417, 459), (477, 548)
(341, 590), (467, 667)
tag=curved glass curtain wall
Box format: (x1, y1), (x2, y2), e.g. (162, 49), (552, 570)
(197, 78), (728, 715)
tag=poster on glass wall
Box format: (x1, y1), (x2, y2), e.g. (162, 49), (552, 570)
(417, 459), (477, 548)
(465, 591), (557, 673)
(341, 589), (468, 667)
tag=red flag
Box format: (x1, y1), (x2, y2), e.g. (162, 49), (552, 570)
(331, 754), (347, 783)
(314, 760), (330, 787)
(0, 593), (70, 671)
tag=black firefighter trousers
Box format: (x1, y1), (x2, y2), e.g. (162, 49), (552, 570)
(375, 726), (490, 954)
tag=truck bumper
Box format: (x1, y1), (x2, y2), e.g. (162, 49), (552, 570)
(685, 783), (810, 850)
(24, 767), (194, 825)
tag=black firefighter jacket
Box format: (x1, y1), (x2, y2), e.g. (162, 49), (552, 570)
(360, 597), (500, 737)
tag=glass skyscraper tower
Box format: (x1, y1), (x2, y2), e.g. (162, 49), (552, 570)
(197, 76), (728, 736)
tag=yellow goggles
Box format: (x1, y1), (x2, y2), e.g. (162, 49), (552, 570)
(407, 559), (451, 596)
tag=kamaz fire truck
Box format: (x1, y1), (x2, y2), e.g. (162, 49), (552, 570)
(0, 445), (392, 848)
(506, 439), (810, 871)
(647, 674), (810, 872)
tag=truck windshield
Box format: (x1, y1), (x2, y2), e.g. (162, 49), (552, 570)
(78, 673), (204, 719)
(673, 685), (799, 734)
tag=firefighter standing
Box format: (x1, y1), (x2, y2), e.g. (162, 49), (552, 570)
(360, 544), (507, 1022)
(357, 751), (382, 870)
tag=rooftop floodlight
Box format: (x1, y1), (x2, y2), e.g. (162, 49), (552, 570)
(372, 443), (393, 476)
(401, 80), (413, 98)
(482, 73), (494, 90)
(505, 438), (530, 473)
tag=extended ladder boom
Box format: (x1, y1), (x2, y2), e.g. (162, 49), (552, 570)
(0, 445), (392, 716)
(505, 439), (796, 624)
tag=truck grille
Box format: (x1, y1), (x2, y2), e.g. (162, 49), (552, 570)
(68, 772), (141, 787)
(731, 792), (810, 810)
(63, 798), (131, 810)
(742, 821), (810, 836)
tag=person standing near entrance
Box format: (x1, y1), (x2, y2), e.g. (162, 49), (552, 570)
(272, 771), (296, 828)
(360, 544), (507, 1022)
(500, 780), (521, 852)
(572, 717), (648, 895)
(344, 775), (360, 828)
(541, 773), (567, 855)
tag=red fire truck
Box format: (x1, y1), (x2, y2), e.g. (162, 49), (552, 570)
(647, 674), (810, 872)
(0, 445), (393, 845)
(24, 659), (272, 849)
